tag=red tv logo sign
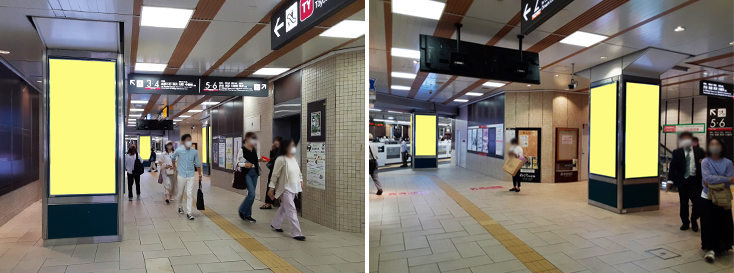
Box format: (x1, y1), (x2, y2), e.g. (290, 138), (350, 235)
(300, 0), (313, 22)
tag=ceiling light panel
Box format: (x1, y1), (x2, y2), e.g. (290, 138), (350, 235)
(392, 0), (445, 20)
(253, 68), (289, 76)
(320, 20), (365, 38)
(391, 48), (420, 59)
(140, 6), (194, 29)
(391, 72), (416, 79)
(135, 63), (167, 72)
(560, 31), (608, 47)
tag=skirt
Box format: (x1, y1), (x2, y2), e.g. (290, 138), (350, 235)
(700, 198), (734, 253)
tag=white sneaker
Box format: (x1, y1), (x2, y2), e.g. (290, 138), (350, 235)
(704, 250), (715, 262)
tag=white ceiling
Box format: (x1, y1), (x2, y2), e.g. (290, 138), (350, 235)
(369, 0), (734, 106)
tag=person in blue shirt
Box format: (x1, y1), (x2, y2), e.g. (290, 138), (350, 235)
(699, 137), (734, 262)
(171, 134), (202, 220)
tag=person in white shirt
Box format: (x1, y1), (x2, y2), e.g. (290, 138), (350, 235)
(124, 145), (143, 201)
(267, 139), (305, 241)
(369, 134), (383, 195)
(158, 142), (177, 204)
(508, 138), (524, 192)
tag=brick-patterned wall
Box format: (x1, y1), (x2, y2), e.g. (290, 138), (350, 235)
(301, 50), (365, 233)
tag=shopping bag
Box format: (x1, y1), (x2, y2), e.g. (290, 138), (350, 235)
(503, 157), (524, 176)
(197, 182), (205, 210)
(157, 172), (163, 184)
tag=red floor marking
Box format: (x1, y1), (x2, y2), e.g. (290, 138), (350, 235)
(470, 186), (503, 191)
(387, 191), (429, 196)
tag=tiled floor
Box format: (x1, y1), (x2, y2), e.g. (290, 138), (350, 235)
(0, 171), (364, 273)
(369, 165), (734, 273)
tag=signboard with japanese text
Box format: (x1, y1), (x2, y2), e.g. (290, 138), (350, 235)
(520, 0), (574, 35)
(270, 0), (358, 50)
(128, 74), (268, 96)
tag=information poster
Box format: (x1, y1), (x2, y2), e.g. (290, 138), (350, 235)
(212, 136), (219, 166)
(307, 100), (326, 142)
(225, 137), (233, 170)
(469, 129), (477, 151)
(233, 137), (242, 170)
(476, 129), (483, 153)
(218, 137), (225, 168)
(482, 129), (489, 154)
(517, 129), (541, 182)
(496, 127), (504, 155)
(311, 111), (322, 137)
(467, 124), (504, 158)
(306, 142), (326, 190)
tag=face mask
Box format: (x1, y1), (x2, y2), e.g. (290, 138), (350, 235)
(185, 141), (192, 148)
(290, 147), (297, 154)
(680, 139), (692, 148)
(710, 146), (722, 155)
(250, 139), (258, 146)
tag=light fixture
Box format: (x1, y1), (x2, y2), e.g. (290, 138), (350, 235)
(130, 100), (147, 104)
(135, 63), (167, 72)
(674, 26), (685, 32)
(391, 48), (420, 59)
(0, 50), (9, 54)
(454, 99), (468, 102)
(37, 80), (42, 83)
(320, 20), (365, 38)
(703, 71), (709, 75)
(202, 102), (219, 105)
(140, 6), (194, 29)
(253, 68), (289, 76)
(555, 74), (559, 77)
(388, 110), (402, 113)
(391, 72), (416, 79)
(560, 31), (607, 47)
(466, 92), (482, 96)
(370, 108), (381, 112)
(391, 85), (410, 90)
(388, 117), (395, 120)
(527, 85), (531, 87)
(173, 119), (182, 122)
(392, 0), (446, 20)
(600, 56), (608, 59)
(129, 109), (144, 112)
(730, 41), (734, 46)
(188, 110), (202, 113)
(373, 118), (387, 122)
(482, 82), (505, 87)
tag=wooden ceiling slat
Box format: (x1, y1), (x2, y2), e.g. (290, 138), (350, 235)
(689, 52), (734, 65)
(163, 0), (227, 75)
(170, 95), (213, 119)
(129, 0), (143, 73)
(384, 1), (393, 95)
(141, 94), (161, 117)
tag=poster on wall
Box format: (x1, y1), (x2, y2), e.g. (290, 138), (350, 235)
(212, 136), (219, 166)
(469, 129), (477, 151)
(467, 124), (504, 158)
(482, 129), (489, 154)
(218, 137), (225, 168)
(496, 127), (504, 156)
(516, 128), (541, 182)
(707, 97), (733, 149)
(233, 137), (242, 169)
(306, 142), (326, 190)
(225, 137), (233, 170)
(476, 129), (483, 153)
(307, 100), (326, 142)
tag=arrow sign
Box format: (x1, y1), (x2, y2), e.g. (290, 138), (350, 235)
(711, 109), (717, 116)
(523, 4), (531, 21)
(273, 17), (284, 37)
(129, 80), (135, 85)
(520, 0), (573, 35)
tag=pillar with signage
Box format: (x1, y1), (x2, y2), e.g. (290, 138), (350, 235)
(412, 113), (438, 168)
(580, 48), (690, 214)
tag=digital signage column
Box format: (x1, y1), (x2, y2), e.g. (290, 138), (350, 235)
(589, 82), (618, 178)
(625, 82), (659, 179)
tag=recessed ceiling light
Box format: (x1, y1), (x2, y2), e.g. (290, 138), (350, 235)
(730, 41), (734, 45)
(703, 71), (708, 75)
(369, 108), (381, 111)
(141, 6), (194, 29)
(392, 48), (420, 59)
(454, 99), (468, 102)
(482, 82), (505, 87)
(135, 63), (167, 72)
(392, 0), (445, 20)
(674, 26), (685, 32)
(130, 100), (148, 104)
(466, 92), (482, 96)
(555, 74), (559, 77)
(388, 117), (394, 119)
(391, 72), (416, 79)
(527, 85), (531, 87)
(560, 31), (607, 47)
(391, 85), (410, 90)
(600, 56), (608, 59)
(173, 119), (182, 122)
(253, 68), (289, 76)
(320, 20), (365, 38)
(129, 109), (144, 112)
(202, 102), (219, 105)
(188, 110), (202, 113)
(37, 80), (42, 83)
(0, 50), (9, 54)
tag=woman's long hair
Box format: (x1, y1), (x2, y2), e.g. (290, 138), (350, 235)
(127, 145), (137, 155)
(279, 139), (294, 157)
(165, 142), (174, 153)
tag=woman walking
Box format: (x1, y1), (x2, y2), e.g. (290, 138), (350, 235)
(508, 138), (523, 192)
(261, 136), (282, 210)
(268, 139), (305, 241)
(699, 138), (734, 262)
(158, 142), (177, 204)
(125, 145), (143, 201)
(237, 132), (265, 222)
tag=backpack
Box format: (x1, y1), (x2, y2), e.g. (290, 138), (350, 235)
(133, 153), (144, 175)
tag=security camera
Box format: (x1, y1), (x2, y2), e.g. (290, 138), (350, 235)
(568, 63), (578, 90)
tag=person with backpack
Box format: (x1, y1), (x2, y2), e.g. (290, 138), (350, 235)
(125, 145), (144, 201)
(368, 134), (382, 195)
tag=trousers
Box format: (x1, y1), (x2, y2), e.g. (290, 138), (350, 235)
(177, 176), (196, 214)
(271, 190), (303, 237)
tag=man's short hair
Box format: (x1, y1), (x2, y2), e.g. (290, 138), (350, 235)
(181, 134), (192, 142)
(679, 132), (693, 139)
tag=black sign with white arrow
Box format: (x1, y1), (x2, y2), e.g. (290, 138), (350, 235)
(520, 0), (574, 35)
(128, 74), (268, 97)
(270, 0), (358, 50)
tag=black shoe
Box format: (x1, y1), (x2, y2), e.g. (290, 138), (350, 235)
(680, 224), (689, 231)
(516, 188), (520, 192)
(238, 212), (245, 220)
(271, 225), (283, 232)
(376, 190), (383, 195)
(509, 188), (516, 192)
(178, 207), (184, 214)
(293, 236), (306, 241)
(260, 205), (272, 210)
(187, 214), (195, 220)
(165, 199), (169, 204)
(244, 216), (256, 223)
(692, 222), (699, 232)
(129, 197), (133, 201)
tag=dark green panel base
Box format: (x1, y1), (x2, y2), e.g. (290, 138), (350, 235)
(623, 183), (659, 209)
(414, 157), (437, 168)
(48, 203), (118, 239)
(589, 179), (617, 208)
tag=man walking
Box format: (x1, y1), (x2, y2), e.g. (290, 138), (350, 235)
(668, 132), (705, 231)
(400, 138), (409, 167)
(171, 134), (202, 220)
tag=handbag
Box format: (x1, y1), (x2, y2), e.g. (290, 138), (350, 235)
(196, 181), (205, 210)
(133, 154), (144, 175)
(232, 168), (247, 190)
(369, 148), (378, 175)
(166, 169), (174, 175)
(157, 172), (163, 184)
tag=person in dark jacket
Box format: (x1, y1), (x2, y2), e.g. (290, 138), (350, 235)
(148, 148), (158, 172)
(261, 136), (283, 209)
(668, 132), (706, 231)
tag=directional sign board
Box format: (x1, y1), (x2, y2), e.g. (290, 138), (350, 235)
(128, 74), (268, 96)
(270, 0), (358, 50)
(520, 0), (574, 35)
(700, 80), (734, 99)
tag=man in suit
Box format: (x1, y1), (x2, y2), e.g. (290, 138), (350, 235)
(668, 132), (705, 231)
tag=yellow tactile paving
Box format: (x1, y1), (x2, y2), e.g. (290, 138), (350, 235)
(430, 176), (561, 273)
(199, 206), (302, 273)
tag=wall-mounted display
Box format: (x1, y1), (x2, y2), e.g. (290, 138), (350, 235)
(625, 82), (659, 179)
(306, 142), (326, 190)
(700, 80), (733, 98)
(307, 100), (326, 142)
(467, 124), (503, 159)
(590, 82), (618, 178)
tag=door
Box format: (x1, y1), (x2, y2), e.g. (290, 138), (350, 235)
(580, 124), (589, 181)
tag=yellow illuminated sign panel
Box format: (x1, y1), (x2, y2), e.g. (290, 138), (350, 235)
(625, 82), (659, 178)
(49, 59), (117, 196)
(415, 115), (437, 156)
(139, 136), (151, 162)
(590, 83), (617, 178)
(201, 126), (208, 164)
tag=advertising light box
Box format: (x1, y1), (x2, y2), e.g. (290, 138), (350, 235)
(49, 59), (117, 196)
(625, 82), (659, 179)
(589, 82), (617, 178)
(415, 115), (437, 156)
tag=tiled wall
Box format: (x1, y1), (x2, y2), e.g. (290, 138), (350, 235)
(301, 50), (365, 233)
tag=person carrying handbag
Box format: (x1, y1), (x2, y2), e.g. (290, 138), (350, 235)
(368, 134), (383, 195)
(237, 132), (266, 223)
(171, 134), (202, 220)
(159, 142), (177, 204)
(267, 139), (305, 241)
(125, 145), (144, 201)
(261, 136), (283, 209)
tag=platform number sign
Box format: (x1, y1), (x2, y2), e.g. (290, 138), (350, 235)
(707, 97), (733, 148)
(270, 0), (358, 50)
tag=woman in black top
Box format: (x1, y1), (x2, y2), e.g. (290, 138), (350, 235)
(261, 136), (283, 209)
(237, 132), (265, 222)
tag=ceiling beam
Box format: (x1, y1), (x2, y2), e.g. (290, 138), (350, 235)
(689, 52), (734, 66)
(235, 0), (364, 78)
(660, 69), (705, 81)
(662, 74), (728, 87)
(406, 0), (474, 99)
(170, 95), (212, 119)
(163, 0), (227, 75)
(384, 1), (393, 95)
(129, 0), (143, 73)
(202, 0), (290, 76)
(141, 94), (161, 117)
